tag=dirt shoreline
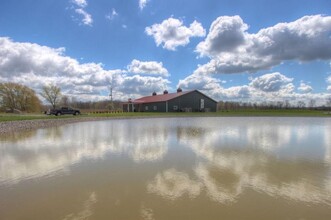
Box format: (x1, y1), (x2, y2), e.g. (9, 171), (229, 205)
(0, 117), (113, 135)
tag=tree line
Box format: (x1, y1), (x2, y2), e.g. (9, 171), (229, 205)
(217, 99), (331, 111)
(0, 82), (121, 113)
(1, 82), (331, 113)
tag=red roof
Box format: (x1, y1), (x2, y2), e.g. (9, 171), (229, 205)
(133, 91), (192, 104)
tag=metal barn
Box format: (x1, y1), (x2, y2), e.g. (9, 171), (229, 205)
(123, 89), (217, 112)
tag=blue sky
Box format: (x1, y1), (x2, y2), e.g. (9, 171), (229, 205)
(0, 0), (331, 105)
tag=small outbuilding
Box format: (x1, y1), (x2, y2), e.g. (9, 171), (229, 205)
(123, 89), (217, 112)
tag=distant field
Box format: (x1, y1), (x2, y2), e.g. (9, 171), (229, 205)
(216, 109), (331, 117)
(1, 109), (330, 122)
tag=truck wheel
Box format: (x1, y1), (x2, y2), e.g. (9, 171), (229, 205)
(56, 112), (61, 116)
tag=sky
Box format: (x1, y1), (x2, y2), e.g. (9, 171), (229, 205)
(0, 0), (331, 106)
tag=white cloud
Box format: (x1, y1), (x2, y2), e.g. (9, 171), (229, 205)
(326, 75), (331, 92)
(196, 15), (331, 74)
(196, 15), (248, 56)
(118, 75), (170, 96)
(178, 71), (222, 92)
(178, 70), (330, 105)
(72, 0), (87, 8)
(145, 18), (206, 51)
(139, 0), (149, 10)
(327, 75), (331, 84)
(75, 8), (93, 26)
(106, 8), (118, 21)
(0, 37), (170, 102)
(127, 59), (169, 77)
(298, 82), (313, 93)
(249, 72), (294, 92)
(70, 0), (93, 26)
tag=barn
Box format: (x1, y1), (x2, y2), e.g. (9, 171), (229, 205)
(123, 88), (217, 112)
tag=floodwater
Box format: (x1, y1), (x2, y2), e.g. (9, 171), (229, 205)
(0, 117), (331, 220)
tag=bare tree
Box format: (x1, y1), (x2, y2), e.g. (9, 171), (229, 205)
(326, 97), (331, 108)
(276, 101), (283, 109)
(297, 101), (306, 109)
(308, 99), (316, 109)
(284, 100), (291, 109)
(61, 95), (70, 107)
(0, 82), (41, 112)
(41, 84), (61, 109)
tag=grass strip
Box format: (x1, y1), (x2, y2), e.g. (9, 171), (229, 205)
(0, 109), (330, 122)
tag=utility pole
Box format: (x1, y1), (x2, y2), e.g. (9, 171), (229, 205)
(109, 77), (114, 111)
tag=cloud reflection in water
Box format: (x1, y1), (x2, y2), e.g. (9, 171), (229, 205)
(0, 117), (330, 207)
(147, 118), (331, 205)
(0, 120), (170, 184)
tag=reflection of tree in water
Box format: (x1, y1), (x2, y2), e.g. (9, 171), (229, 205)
(44, 126), (63, 139)
(0, 129), (37, 142)
(176, 126), (208, 140)
(0, 126), (64, 142)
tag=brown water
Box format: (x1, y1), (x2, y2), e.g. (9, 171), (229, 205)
(0, 117), (331, 220)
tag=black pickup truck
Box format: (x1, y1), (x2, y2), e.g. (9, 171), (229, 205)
(48, 107), (81, 116)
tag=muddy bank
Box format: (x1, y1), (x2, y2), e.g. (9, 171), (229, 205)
(0, 117), (111, 135)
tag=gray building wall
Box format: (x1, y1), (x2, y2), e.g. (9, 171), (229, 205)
(136, 90), (217, 112)
(141, 102), (166, 112)
(167, 91), (217, 112)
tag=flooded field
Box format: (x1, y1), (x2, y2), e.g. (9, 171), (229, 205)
(1, 117), (331, 220)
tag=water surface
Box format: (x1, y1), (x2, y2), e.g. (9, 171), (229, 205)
(0, 117), (331, 219)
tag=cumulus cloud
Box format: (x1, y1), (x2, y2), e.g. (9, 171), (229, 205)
(249, 72), (294, 92)
(0, 37), (170, 101)
(127, 59), (169, 77)
(196, 16), (248, 56)
(327, 75), (331, 92)
(298, 82), (313, 93)
(327, 75), (331, 84)
(117, 75), (170, 96)
(196, 15), (331, 74)
(178, 70), (329, 105)
(139, 0), (149, 10)
(178, 71), (223, 93)
(145, 18), (206, 51)
(178, 71), (251, 101)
